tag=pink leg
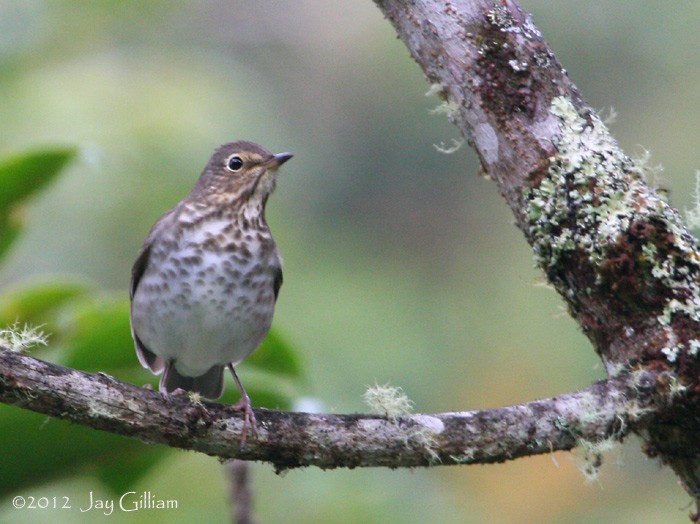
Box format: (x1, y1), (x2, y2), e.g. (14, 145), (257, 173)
(228, 364), (258, 445)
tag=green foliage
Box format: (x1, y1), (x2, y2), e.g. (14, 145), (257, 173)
(60, 296), (136, 370)
(0, 147), (306, 497)
(0, 280), (92, 339)
(0, 148), (75, 212)
(0, 148), (75, 257)
(246, 328), (303, 378)
(0, 406), (170, 498)
(0, 215), (20, 260)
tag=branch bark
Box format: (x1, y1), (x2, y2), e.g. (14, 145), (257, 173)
(227, 460), (256, 524)
(373, 0), (700, 515)
(0, 347), (659, 470)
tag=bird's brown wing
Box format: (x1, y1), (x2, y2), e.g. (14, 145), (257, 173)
(130, 206), (180, 373)
(130, 241), (152, 300)
(130, 206), (179, 298)
(273, 265), (283, 301)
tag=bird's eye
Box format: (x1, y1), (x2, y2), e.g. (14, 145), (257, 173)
(227, 156), (243, 172)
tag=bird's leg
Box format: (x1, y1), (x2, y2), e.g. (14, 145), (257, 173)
(228, 364), (258, 445)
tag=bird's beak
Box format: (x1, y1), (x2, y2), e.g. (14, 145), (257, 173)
(270, 152), (293, 167)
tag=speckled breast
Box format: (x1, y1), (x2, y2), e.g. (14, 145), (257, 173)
(131, 215), (280, 377)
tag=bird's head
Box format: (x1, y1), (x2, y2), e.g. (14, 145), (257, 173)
(193, 140), (293, 210)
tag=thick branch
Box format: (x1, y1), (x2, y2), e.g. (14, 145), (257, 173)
(0, 348), (658, 470)
(373, 0), (700, 367)
(373, 0), (700, 512)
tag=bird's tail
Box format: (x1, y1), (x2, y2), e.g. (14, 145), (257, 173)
(161, 362), (225, 400)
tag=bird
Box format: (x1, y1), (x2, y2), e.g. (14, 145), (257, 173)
(129, 140), (292, 440)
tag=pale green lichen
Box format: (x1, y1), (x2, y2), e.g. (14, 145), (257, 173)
(187, 391), (205, 406)
(661, 346), (680, 363)
(486, 5), (516, 32)
(629, 148), (664, 189)
(424, 83), (446, 98)
(527, 96), (642, 270)
(574, 436), (621, 483)
(689, 339), (700, 357)
(0, 322), (48, 353)
(425, 83), (458, 119)
(363, 382), (414, 422)
(667, 375), (688, 397)
(433, 138), (464, 154)
(449, 449), (477, 464)
(601, 106), (618, 126)
(363, 384), (442, 463)
(425, 83), (462, 154)
(406, 425), (441, 465)
(570, 388), (627, 482)
(685, 171), (700, 230)
(526, 97), (700, 333)
(428, 100), (459, 118)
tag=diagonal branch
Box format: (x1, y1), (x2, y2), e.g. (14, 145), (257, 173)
(373, 0), (700, 513)
(0, 347), (659, 470)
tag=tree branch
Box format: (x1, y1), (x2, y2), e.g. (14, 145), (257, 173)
(0, 347), (659, 470)
(373, 0), (700, 514)
(226, 460), (256, 524)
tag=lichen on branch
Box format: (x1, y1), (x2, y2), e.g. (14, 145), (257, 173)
(525, 96), (700, 367)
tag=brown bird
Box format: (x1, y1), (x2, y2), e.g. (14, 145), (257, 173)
(130, 141), (292, 439)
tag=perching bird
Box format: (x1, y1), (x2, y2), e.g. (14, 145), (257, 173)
(130, 141), (292, 439)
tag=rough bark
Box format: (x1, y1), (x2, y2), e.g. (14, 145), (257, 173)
(0, 347), (658, 470)
(227, 460), (256, 524)
(373, 0), (700, 515)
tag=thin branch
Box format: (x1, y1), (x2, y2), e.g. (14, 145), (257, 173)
(0, 348), (659, 470)
(226, 460), (256, 524)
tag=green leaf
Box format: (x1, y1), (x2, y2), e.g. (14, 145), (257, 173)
(240, 382), (294, 410)
(0, 405), (169, 498)
(60, 298), (136, 371)
(95, 443), (170, 495)
(0, 280), (93, 331)
(0, 147), (76, 214)
(217, 368), (300, 410)
(245, 328), (303, 379)
(0, 214), (20, 260)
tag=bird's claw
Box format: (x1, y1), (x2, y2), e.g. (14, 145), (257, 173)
(232, 396), (258, 447)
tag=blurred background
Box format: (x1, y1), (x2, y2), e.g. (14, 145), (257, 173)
(0, 1), (698, 522)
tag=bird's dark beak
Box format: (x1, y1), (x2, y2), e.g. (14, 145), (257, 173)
(272, 152), (293, 167)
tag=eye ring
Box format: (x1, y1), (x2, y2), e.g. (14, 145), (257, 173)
(227, 155), (243, 172)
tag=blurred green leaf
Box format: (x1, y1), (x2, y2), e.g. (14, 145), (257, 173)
(0, 405), (169, 498)
(96, 442), (170, 495)
(245, 328), (303, 379)
(60, 297), (135, 371)
(0, 293), (172, 498)
(218, 373), (297, 410)
(242, 383), (294, 410)
(0, 280), (93, 332)
(0, 147), (76, 214)
(0, 216), (21, 258)
(0, 214), (20, 260)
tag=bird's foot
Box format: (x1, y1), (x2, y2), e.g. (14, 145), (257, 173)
(232, 396), (258, 447)
(170, 387), (189, 397)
